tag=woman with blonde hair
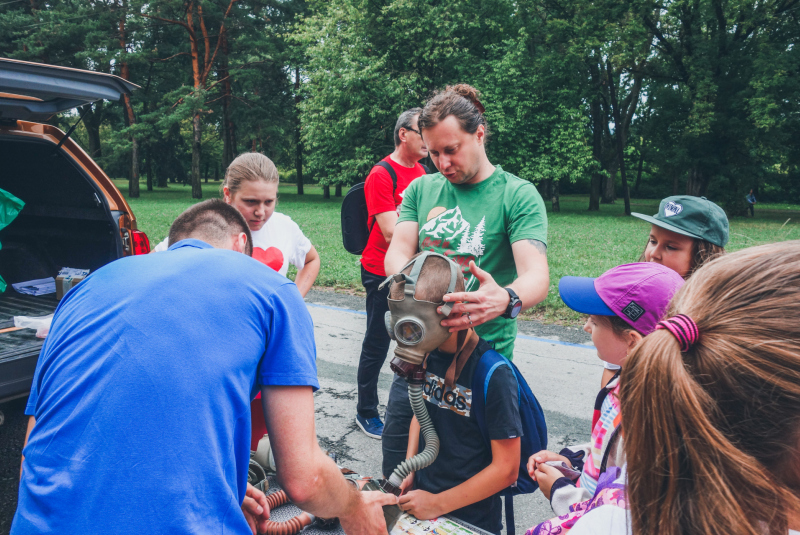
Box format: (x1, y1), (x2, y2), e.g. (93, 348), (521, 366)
(565, 240), (800, 535)
(154, 153), (320, 296)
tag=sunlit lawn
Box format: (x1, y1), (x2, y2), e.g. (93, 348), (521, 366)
(115, 180), (800, 324)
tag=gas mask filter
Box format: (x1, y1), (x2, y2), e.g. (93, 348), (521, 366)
(379, 252), (459, 382)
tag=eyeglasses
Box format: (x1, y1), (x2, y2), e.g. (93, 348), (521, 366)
(405, 127), (421, 136)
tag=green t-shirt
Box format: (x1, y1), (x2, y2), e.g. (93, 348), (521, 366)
(397, 165), (548, 359)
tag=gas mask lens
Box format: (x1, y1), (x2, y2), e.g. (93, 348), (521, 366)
(394, 319), (424, 345)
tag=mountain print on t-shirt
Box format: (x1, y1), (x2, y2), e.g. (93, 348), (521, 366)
(420, 206), (485, 291)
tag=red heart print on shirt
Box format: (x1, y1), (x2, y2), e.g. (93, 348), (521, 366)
(252, 247), (284, 272)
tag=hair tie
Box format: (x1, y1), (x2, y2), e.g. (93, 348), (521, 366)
(655, 314), (699, 352)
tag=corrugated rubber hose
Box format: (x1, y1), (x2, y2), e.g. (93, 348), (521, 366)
(262, 490), (315, 535)
(265, 490), (289, 511)
(261, 512), (313, 535)
(386, 382), (439, 488)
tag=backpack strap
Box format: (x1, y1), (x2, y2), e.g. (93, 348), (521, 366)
(368, 161), (398, 233)
(421, 163), (430, 174)
(473, 349), (519, 535)
(505, 495), (515, 535)
(375, 160), (398, 197)
(472, 349), (514, 449)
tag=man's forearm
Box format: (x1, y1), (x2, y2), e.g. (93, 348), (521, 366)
(508, 265), (549, 311)
(509, 239), (550, 310)
(281, 448), (363, 518)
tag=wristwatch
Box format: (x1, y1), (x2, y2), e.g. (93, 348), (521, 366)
(502, 288), (522, 319)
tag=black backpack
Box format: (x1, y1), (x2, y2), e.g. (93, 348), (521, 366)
(341, 161), (427, 255)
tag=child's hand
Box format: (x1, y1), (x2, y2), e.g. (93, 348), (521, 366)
(533, 463), (562, 501)
(398, 489), (443, 520)
(527, 450), (572, 479)
(399, 472), (415, 495)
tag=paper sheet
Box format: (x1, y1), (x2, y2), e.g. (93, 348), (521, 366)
(390, 515), (482, 535)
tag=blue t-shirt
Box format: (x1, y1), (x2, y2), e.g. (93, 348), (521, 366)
(12, 239), (319, 535)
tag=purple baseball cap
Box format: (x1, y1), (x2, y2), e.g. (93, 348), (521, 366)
(559, 263), (685, 335)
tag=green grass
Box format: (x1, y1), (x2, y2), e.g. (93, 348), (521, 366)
(115, 180), (800, 324)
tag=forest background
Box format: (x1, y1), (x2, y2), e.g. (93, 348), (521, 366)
(1, 0), (799, 213)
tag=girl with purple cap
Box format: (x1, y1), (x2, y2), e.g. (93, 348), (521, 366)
(525, 262), (684, 529)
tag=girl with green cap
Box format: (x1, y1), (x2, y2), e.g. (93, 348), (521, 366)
(632, 195), (729, 279)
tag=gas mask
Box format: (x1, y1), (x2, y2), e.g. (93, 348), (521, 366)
(379, 252), (459, 382)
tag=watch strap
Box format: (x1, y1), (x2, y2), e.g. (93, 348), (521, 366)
(503, 287), (521, 319)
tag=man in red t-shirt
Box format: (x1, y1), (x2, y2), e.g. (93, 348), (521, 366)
(356, 108), (429, 439)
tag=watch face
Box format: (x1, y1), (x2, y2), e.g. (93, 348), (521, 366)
(511, 301), (522, 318)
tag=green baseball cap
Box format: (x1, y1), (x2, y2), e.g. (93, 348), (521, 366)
(632, 195), (729, 247)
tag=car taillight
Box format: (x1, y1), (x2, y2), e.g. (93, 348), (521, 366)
(131, 230), (150, 255)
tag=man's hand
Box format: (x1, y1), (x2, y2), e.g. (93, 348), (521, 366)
(527, 450), (572, 479)
(339, 491), (397, 535)
(439, 261), (509, 331)
(241, 483), (270, 535)
(532, 463), (563, 501)
(398, 489), (444, 520)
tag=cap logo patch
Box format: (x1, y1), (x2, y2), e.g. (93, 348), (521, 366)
(622, 301), (645, 322)
(664, 201), (683, 217)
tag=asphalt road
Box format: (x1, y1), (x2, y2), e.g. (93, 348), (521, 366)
(0, 289), (598, 535)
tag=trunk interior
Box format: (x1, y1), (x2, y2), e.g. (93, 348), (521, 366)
(0, 135), (121, 399)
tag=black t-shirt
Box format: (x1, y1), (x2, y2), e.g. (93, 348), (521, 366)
(414, 339), (522, 534)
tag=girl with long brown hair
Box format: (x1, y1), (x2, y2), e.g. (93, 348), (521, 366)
(566, 240), (800, 535)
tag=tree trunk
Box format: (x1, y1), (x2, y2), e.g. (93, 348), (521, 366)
(633, 137), (644, 196)
(145, 149), (153, 192)
(323, 185), (330, 199)
(81, 102), (103, 159)
(295, 66), (304, 195)
(600, 93), (616, 204)
(129, 138), (140, 198)
(191, 112), (202, 198)
(607, 61), (631, 215)
(551, 179), (561, 212)
(541, 178), (552, 200)
(602, 166), (616, 204)
(685, 166), (709, 196)
(588, 89), (602, 211)
(220, 31), (235, 168)
(118, 5), (138, 198)
(335, 184), (342, 197)
(204, 161), (209, 183)
(214, 163), (219, 182)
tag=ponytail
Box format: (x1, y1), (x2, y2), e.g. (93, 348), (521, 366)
(621, 240), (800, 535)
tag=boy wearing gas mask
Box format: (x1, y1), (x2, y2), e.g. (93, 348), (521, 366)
(382, 252), (521, 534)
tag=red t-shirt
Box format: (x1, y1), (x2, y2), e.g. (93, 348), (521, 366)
(360, 156), (427, 276)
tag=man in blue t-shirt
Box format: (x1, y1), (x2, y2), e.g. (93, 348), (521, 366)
(13, 200), (393, 535)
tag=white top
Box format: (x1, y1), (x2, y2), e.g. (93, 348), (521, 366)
(153, 212), (312, 277)
(569, 504), (800, 535)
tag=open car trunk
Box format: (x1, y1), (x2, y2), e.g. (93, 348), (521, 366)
(0, 135), (122, 401)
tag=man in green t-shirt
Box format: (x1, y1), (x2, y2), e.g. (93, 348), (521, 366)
(380, 84), (549, 478)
